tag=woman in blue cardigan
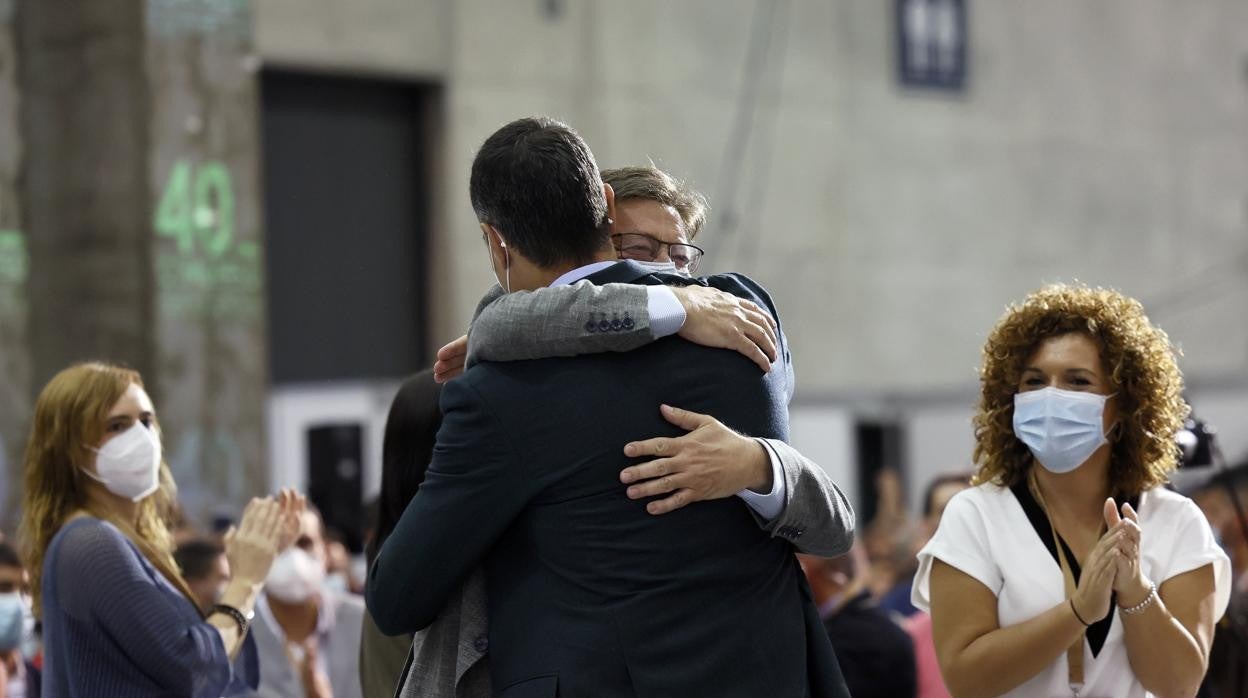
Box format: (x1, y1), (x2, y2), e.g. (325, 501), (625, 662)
(19, 361), (302, 697)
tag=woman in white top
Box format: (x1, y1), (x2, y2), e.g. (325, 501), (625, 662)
(913, 284), (1231, 698)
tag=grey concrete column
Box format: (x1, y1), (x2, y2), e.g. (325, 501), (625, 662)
(16, 0), (156, 385)
(146, 0), (269, 518)
(13, 0), (268, 524)
(0, 0), (29, 529)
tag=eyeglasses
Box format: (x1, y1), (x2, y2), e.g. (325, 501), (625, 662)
(611, 233), (704, 273)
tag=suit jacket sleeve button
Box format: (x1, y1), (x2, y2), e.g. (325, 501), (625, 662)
(474, 635), (489, 653)
(585, 320), (598, 333)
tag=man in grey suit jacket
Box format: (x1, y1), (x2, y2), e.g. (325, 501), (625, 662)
(398, 165), (854, 698)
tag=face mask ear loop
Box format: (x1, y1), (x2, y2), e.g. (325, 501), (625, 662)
(1104, 392), (1120, 441)
(503, 244), (511, 294)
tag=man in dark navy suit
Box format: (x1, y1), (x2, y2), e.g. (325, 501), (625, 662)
(368, 116), (848, 697)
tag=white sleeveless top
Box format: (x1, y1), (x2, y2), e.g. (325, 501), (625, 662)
(913, 483), (1231, 698)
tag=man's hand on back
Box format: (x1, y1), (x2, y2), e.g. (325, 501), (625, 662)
(670, 286), (778, 373)
(433, 335), (469, 384)
(620, 405), (773, 515)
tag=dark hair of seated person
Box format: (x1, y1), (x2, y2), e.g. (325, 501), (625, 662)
(365, 369), (443, 566)
(173, 539), (224, 583)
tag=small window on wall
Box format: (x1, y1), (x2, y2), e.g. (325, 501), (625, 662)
(896, 0), (967, 91)
(854, 421), (908, 531)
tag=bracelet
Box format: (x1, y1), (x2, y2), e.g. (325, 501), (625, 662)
(210, 603), (254, 636)
(1069, 598), (1092, 627)
(1119, 580), (1158, 615)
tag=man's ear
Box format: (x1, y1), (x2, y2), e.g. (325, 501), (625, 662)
(603, 182), (616, 230)
(482, 223), (507, 249)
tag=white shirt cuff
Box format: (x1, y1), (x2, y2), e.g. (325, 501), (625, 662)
(736, 439), (787, 521)
(646, 286), (686, 338)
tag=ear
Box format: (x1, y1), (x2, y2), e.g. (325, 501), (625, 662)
(1108, 419), (1124, 442)
(602, 182), (617, 231)
(481, 223), (507, 249)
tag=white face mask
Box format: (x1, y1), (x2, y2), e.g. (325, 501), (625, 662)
(323, 571), (349, 594)
(19, 593), (36, 659)
(0, 592), (24, 652)
(85, 422), (162, 502)
(265, 548), (325, 604)
(633, 260), (681, 274)
(1013, 387), (1112, 474)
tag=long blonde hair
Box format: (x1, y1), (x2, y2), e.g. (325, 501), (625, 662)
(19, 362), (197, 617)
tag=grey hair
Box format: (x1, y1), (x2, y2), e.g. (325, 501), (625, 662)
(601, 166), (709, 240)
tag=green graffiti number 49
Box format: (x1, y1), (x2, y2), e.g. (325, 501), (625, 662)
(155, 160), (235, 257)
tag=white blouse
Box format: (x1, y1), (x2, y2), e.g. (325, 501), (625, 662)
(913, 483), (1231, 698)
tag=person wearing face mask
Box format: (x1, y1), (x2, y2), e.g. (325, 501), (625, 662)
(431, 165), (781, 382)
(175, 539), (233, 614)
(320, 531), (356, 595)
(0, 541), (36, 698)
(18, 362), (304, 698)
(913, 285), (1231, 698)
(247, 507), (364, 698)
(398, 162), (855, 697)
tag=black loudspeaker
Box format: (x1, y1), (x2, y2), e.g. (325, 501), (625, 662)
(306, 423), (364, 552)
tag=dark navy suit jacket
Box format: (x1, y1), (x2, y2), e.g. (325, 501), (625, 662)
(368, 261), (848, 697)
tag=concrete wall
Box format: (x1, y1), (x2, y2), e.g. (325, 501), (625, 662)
(257, 0), (1248, 391)
(254, 0), (450, 77)
(248, 0), (1248, 515)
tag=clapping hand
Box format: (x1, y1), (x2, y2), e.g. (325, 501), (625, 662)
(224, 497), (285, 588)
(223, 489), (306, 588)
(1103, 498), (1151, 607)
(276, 488), (307, 551)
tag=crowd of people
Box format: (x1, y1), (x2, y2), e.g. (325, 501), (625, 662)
(0, 115), (1245, 696)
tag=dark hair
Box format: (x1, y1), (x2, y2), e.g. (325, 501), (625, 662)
(366, 370), (443, 565)
(1204, 460), (1248, 494)
(922, 472), (974, 518)
(173, 539), (224, 582)
(469, 116), (610, 268)
(323, 526), (347, 546)
(0, 541), (21, 569)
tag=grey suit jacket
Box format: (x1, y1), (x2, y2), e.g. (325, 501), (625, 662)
(398, 281), (854, 698)
(397, 568), (490, 698)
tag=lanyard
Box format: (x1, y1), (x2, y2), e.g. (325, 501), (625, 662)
(1029, 471), (1100, 696)
(1052, 524), (1085, 693)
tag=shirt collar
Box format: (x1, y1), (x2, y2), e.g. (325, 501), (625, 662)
(256, 589), (335, 640)
(550, 260), (618, 287)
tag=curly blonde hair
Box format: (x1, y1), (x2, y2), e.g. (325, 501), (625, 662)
(971, 284), (1187, 497)
(19, 362), (194, 617)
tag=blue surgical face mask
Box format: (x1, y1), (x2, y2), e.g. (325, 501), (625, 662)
(0, 592), (24, 652)
(1013, 387), (1113, 474)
